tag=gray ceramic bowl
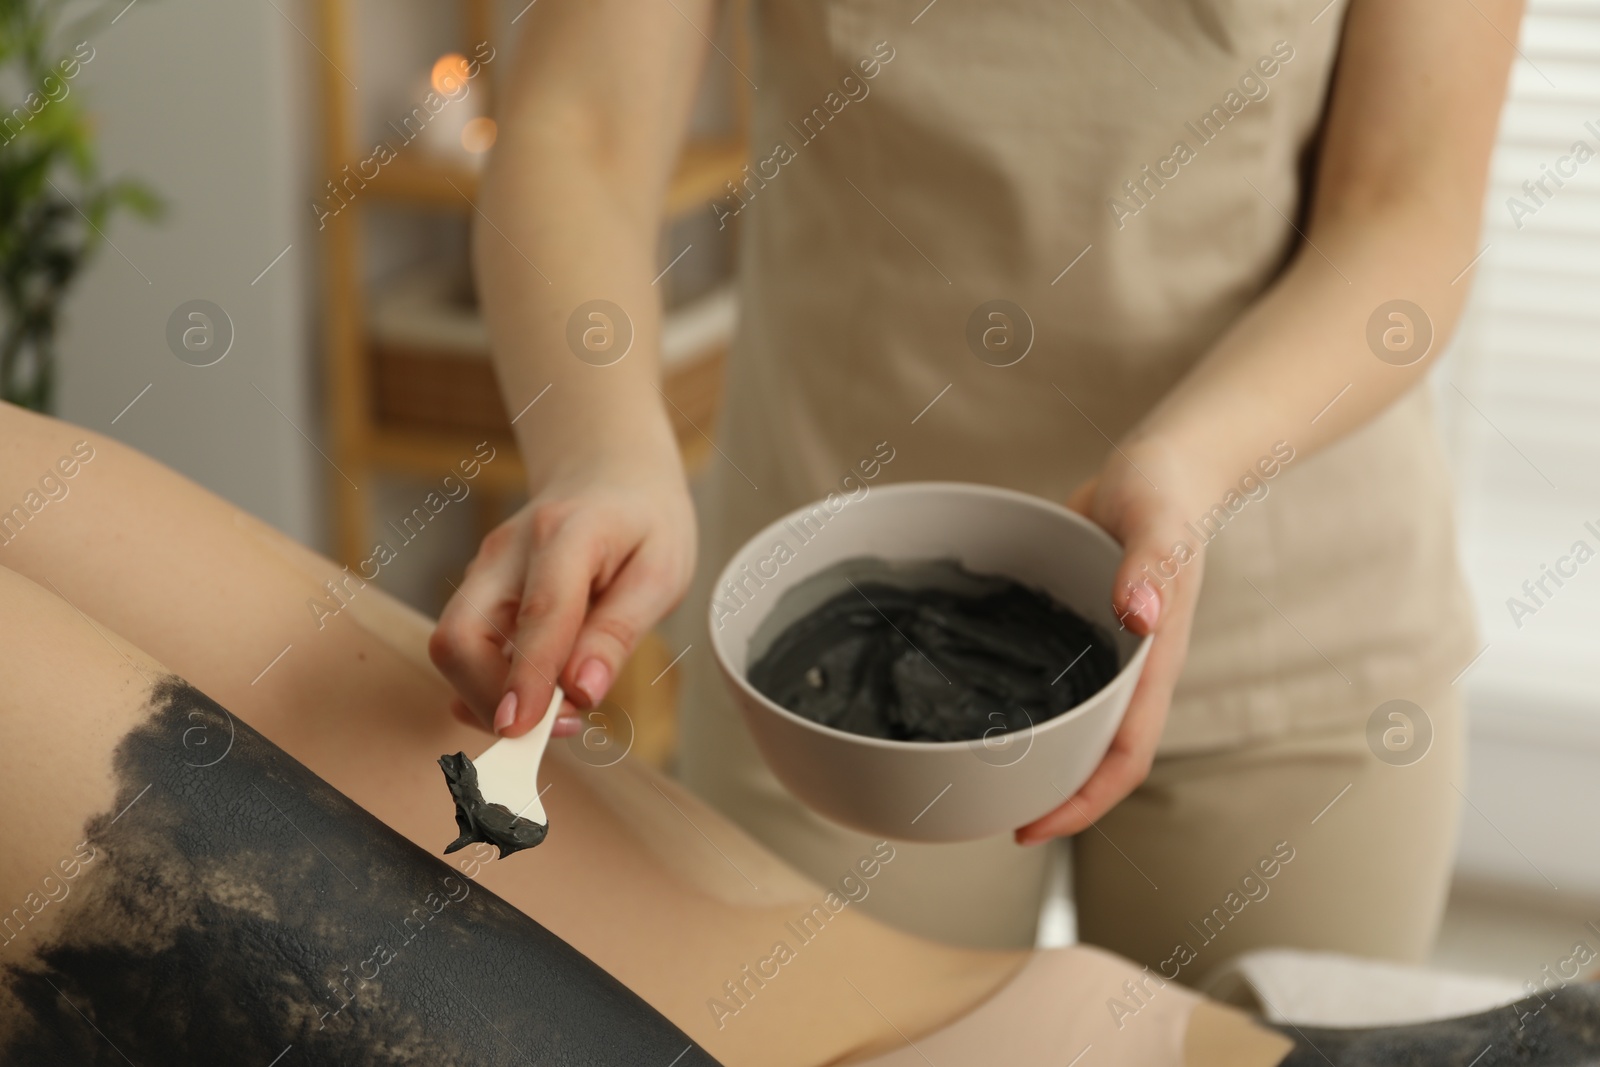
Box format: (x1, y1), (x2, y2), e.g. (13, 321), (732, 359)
(708, 481), (1152, 843)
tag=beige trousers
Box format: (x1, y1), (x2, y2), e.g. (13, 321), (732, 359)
(1074, 685), (1464, 982)
(680, 658), (1463, 966)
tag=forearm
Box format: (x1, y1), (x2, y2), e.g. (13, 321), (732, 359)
(1129, 192), (1480, 500)
(1124, 0), (1518, 505)
(474, 0), (714, 491)
(475, 125), (678, 487)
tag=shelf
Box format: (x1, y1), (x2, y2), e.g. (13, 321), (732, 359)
(366, 425), (527, 491)
(366, 341), (728, 486)
(358, 136), (746, 220)
(360, 154), (481, 206)
(665, 137), (745, 216)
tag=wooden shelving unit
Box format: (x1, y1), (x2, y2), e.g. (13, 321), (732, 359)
(355, 136), (747, 216)
(313, 1), (747, 764)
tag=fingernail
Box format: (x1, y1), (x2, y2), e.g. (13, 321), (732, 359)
(552, 714), (582, 739)
(1127, 581), (1162, 630)
(493, 691), (518, 734)
(574, 659), (611, 707)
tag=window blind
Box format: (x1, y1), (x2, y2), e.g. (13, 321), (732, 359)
(1440, 0), (1600, 724)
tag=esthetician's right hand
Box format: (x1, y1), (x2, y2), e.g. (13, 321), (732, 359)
(428, 451), (698, 738)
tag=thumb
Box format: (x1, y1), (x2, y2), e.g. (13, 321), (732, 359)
(1108, 522), (1174, 637)
(1064, 475), (1166, 635)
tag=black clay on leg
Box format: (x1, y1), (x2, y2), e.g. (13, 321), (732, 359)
(1273, 983), (1600, 1066)
(0, 677), (721, 1067)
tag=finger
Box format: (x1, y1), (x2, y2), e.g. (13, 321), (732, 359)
(453, 695), (580, 742)
(1015, 674), (1168, 842)
(1066, 477), (1173, 636)
(429, 529), (527, 726)
(497, 527), (604, 737)
(1014, 573), (1196, 843)
(1108, 520), (1179, 636)
(561, 547), (686, 709)
(1014, 735), (1148, 843)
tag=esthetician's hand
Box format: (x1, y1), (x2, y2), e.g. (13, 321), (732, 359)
(1015, 439), (1208, 843)
(429, 451), (697, 738)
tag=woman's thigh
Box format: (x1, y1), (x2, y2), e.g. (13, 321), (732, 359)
(1074, 689), (1464, 981)
(0, 566), (726, 1065)
(0, 406), (1023, 1064)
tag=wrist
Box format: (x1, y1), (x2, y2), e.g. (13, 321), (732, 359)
(1112, 427), (1228, 519)
(1122, 400), (1286, 499)
(1119, 420), (1301, 532)
(526, 403), (683, 497)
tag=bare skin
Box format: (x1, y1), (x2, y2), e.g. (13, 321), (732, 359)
(434, 0), (1522, 847)
(0, 404), (1009, 1066)
(0, 403), (1287, 1066)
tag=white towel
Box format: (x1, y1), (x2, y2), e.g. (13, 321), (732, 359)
(1201, 948), (1528, 1027)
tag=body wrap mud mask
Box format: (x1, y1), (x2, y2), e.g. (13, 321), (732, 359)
(0, 679), (721, 1066)
(747, 558), (1119, 743)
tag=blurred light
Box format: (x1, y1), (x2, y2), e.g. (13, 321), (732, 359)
(462, 117), (498, 154)
(431, 53), (471, 96)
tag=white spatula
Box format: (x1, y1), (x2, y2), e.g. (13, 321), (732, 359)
(437, 686), (562, 858)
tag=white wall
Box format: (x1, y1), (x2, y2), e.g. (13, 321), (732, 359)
(55, 0), (319, 546)
(1458, 686), (1600, 898)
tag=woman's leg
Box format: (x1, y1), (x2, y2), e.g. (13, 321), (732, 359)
(0, 567), (720, 1065)
(0, 404), (1306, 1067)
(1074, 693), (1463, 982)
(0, 404), (1023, 1065)
(0, 558), (1303, 1067)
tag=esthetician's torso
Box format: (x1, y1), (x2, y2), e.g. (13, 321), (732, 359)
(686, 0), (1477, 751)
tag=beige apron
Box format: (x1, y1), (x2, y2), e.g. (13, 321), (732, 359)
(672, 0), (1478, 947)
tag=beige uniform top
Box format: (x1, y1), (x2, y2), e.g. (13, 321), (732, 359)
(677, 0), (1476, 791)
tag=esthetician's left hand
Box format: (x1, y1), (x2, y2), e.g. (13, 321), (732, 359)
(1015, 438), (1209, 844)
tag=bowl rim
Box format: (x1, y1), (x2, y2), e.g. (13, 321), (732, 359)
(706, 479), (1154, 753)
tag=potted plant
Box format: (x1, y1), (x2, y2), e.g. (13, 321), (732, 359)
(1, 0), (160, 412)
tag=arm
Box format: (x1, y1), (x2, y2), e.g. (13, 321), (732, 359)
(1020, 0), (1522, 841)
(1133, 0), (1520, 472)
(430, 0), (714, 735)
